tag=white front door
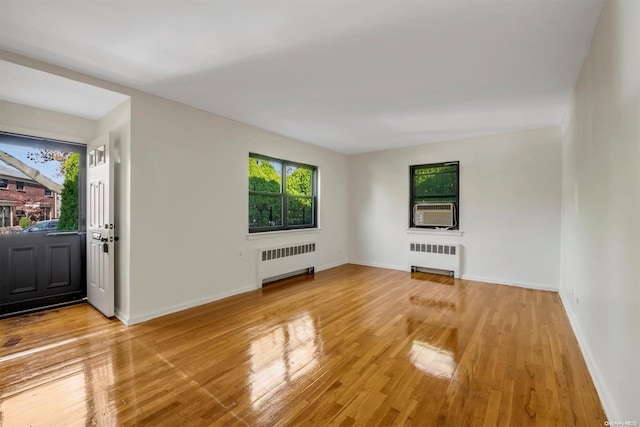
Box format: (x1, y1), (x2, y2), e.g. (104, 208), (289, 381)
(86, 133), (115, 317)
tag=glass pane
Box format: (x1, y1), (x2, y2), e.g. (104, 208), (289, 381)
(285, 165), (312, 196)
(413, 166), (457, 201)
(96, 146), (105, 164)
(0, 136), (79, 231)
(249, 194), (282, 229)
(287, 197), (313, 226)
(249, 157), (282, 193)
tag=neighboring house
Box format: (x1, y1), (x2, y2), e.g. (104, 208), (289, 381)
(0, 164), (59, 228)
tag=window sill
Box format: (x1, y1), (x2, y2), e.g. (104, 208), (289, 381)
(406, 228), (463, 237)
(247, 228), (322, 241)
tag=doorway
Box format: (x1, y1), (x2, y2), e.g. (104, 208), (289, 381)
(0, 132), (86, 316)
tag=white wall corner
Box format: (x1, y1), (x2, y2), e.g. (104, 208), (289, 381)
(114, 311), (130, 326)
(558, 291), (617, 421)
(316, 261), (349, 272)
(560, 93), (575, 139)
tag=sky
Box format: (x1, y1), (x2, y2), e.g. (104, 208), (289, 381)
(0, 142), (65, 185)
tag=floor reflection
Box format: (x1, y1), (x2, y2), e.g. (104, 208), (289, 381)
(249, 312), (321, 409)
(406, 275), (463, 379)
(1, 370), (88, 426)
(85, 345), (116, 424)
(0, 332), (118, 426)
(410, 339), (457, 379)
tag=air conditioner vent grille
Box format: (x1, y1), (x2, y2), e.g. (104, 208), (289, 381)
(416, 204), (452, 211)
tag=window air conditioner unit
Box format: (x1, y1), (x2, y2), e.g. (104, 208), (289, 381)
(413, 203), (454, 227)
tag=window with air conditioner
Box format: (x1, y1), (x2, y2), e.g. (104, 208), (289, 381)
(410, 161), (459, 229)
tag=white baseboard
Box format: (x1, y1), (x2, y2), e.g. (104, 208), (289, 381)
(316, 261), (348, 272)
(559, 290), (616, 421)
(123, 263), (347, 325)
(348, 260), (408, 272)
(114, 311), (130, 326)
(126, 285), (256, 325)
(348, 262), (558, 292)
(461, 274), (558, 292)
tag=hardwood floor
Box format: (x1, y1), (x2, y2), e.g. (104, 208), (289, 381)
(0, 264), (605, 426)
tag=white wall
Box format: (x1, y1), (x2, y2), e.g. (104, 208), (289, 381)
(0, 100), (96, 143)
(1, 52), (349, 325)
(560, 0), (640, 421)
(128, 92), (349, 323)
(348, 126), (562, 290)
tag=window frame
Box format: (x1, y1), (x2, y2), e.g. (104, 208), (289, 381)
(249, 153), (318, 233)
(409, 161), (460, 230)
(16, 181), (25, 191)
(0, 178), (8, 189)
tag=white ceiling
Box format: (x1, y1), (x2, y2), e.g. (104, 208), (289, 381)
(0, 0), (603, 153)
(0, 60), (129, 120)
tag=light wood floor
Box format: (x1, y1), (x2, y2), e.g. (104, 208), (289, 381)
(0, 264), (605, 426)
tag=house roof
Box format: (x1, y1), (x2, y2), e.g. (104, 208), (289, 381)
(0, 163), (34, 181)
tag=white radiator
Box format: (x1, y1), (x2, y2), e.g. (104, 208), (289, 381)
(257, 242), (316, 286)
(408, 243), (460, 278)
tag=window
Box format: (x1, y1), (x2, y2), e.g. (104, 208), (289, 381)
(0, 205), (11, 227)
(27, 222), (48, 231)
(42, 207), (51, 220)
(1, 132), (86, 232)
(410, 161), (459, 229)
(0, 178), (7, 189)
(249, 153), (317, 233)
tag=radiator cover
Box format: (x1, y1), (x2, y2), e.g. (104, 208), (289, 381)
(257, 242), (316, 286)
(408, 243), (461, 278)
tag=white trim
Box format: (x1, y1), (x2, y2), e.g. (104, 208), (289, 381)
(316, 261), (348, 272)
(0, 124), (90, 144)
(559, 290), (615, 421)
(461, 274), (558, 291)
(247, 228), (322, 241)
(125, 285), (256, 325)
(114, 311), (130, 326)
(348, 262), (559, 292)
(406, 228), (464, 237)
(348, 260), (408, 272)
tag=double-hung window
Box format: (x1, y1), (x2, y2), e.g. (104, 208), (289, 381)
(249, 153), (317, 233)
